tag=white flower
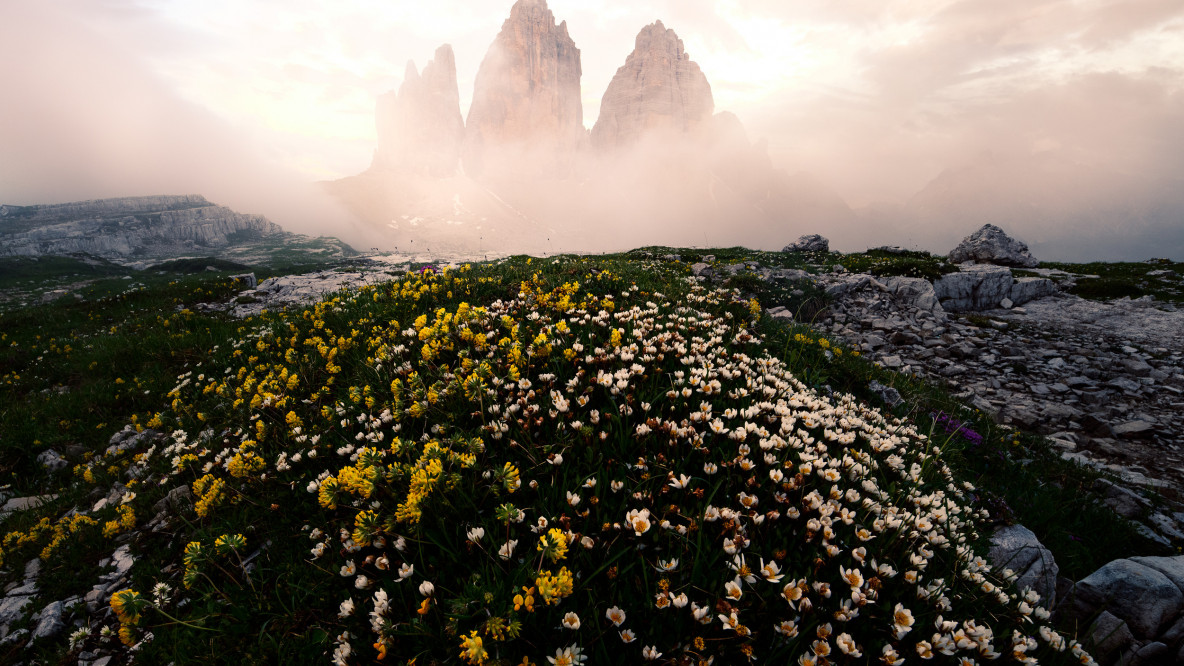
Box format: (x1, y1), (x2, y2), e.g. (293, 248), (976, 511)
(466, 527), (485, 542)
(724, 576), (744, 601)
(672, 593), (689, 608)
(354, 575), (371, 589)
(642, 645), (662, 660)
(837, 633), (862, 657)
(499, 539), (518, 560)
(668, 474), (691, 489)
(68, 627), (90, 649)
(760, 558), (784, 583)
(703, 462), (719, 475)
(625, 508), (652, 536)
(338, 598), (355, 618)
(611, 480), (625, 492)
(605, 606), (626, 626)
(311, 542), (327, 558)
(339, 560), (356, 577)
(619, 629), (637, 643)
(566, 491), (581, 507)
(152, 582), (172, 605)
(419, 580), (435, 596)
(562, 612), (581, 630)
(372, 589), (390, 616)
(398, 563), (414, 579)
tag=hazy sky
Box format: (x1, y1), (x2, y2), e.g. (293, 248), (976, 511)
(1, 0), (1182, 213)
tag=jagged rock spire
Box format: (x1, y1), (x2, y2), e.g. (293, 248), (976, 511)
(463, 0), (583, 177)
(591, 20), (714, 150)
(374, 44), (464, 176)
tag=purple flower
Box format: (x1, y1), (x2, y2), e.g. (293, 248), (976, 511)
(932, 411), (984, 447)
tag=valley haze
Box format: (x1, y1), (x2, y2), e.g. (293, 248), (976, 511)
(1, 0), (1182, 261)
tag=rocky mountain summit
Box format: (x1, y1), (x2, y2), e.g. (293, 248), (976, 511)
(591, 20), (714, 149)
(373, 45), (464, 177)
(0, 195), (353, 267)
(462, 0), (583, 177)
(329, 0), (854, 254)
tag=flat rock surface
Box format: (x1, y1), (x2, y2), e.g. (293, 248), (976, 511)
(1070, 558), (1184, 638)
(994, 294), (1184, 350)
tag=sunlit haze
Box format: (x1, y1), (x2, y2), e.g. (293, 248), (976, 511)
(2, 0), (1183, 259)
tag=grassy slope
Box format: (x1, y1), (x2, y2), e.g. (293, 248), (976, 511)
(0, 250), (1167, 664)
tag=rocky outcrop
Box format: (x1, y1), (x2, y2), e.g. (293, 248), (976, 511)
(1059, 556), (1184, 665)
(590, 21), (713, 150)
(0, 195), (282, 260)
(799, 261), (1184, 496)
(989, 525), (1059, 606)
(933, 265), (1059, 312)
(782, 234), (829, 253)
(463, 0), (583, 177)
(948, 224), (1039, 267)
(933, 264), (1015, 312)
(373, 45), (464, 177)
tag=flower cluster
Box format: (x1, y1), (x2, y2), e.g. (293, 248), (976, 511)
(80, 259), (1094, 665)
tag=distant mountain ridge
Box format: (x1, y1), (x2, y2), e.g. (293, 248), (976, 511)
(0, 194), (354, 266)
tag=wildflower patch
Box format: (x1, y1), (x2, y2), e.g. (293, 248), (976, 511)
(15, 259), (1097, 664)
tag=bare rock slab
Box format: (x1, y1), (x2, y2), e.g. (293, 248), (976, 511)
(988, 524), (1059, 605)
(1067, 558), (1184, 638)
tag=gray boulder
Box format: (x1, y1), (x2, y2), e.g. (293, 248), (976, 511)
(782, 234), (829, 253)
(948, 224), (1039, 267)
(868, 380), (903, 408)
(1008, 277), (1058, 305)
(31, 601), (64, 640)
(35, 449), (67, 473)
(1130, 556), (1184, 594)
(882, 276), (944, 315)
(988, 524), (1059, 605)
(1088, 611), (1136, 663)
(932, 264), (1014, 312)
(1066, 558), (1184, 638)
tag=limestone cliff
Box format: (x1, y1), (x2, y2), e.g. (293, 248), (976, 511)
(463, 0), (583, 177)
(373, 45), (464, 176)
(591, 21), (714, 150)
(0, 195), (285, 260)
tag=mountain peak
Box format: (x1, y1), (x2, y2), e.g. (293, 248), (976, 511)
(373, 44), (464, 176)
(591, 21), (714, 150)
(463, 0), (583, 177)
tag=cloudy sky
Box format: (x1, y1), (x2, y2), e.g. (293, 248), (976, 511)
(1, 0), (1182, 219)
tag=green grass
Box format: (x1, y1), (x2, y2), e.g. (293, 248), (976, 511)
(148, 257), (253, 273)
(0, 248), (1169, 664)
(1040, 258), (1184, 305)
(0, 254), (128, 290)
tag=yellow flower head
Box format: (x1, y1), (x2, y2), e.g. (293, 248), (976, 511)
(537, 528), (568, 562)
(110, 589), (144, 625)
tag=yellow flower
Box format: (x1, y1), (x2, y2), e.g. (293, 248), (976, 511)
(535, 567), (574, 606)
(459, 631), (489, 665)
(537, 528), (568, 562)
(110, 589), (143, 625)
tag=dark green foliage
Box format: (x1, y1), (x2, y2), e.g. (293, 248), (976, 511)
(148, 257), (253, 273)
